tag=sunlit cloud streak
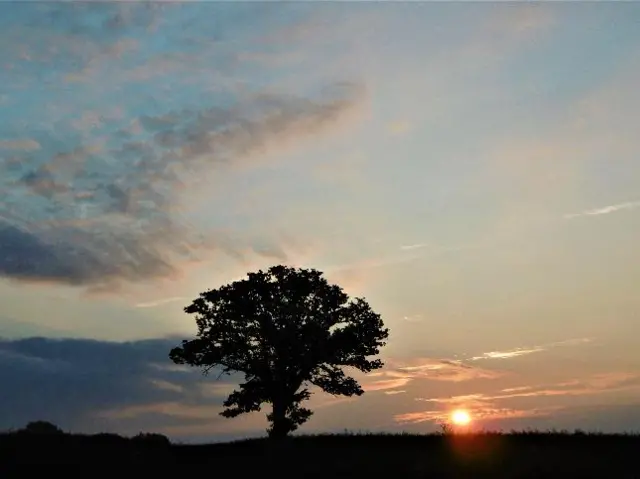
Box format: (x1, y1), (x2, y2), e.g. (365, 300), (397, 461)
(362, 357), (503, 393)
(396, 372), (640, 425)
(400, 243), (428, 251)
(564, 201), (640, 219)
(395, 407), (555, 425)
(469, 338), (592, 361)
(384, 390), (406, 396)
(135, 297), (187, 308)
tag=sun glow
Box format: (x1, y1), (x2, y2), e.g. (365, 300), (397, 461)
(451, 409), (472, 426)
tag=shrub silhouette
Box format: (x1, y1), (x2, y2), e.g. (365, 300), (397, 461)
(20, 420), (63, 435)
(91, 432), (127, 446)
(132, 432), (171, 447)
(170, 265), (389, 438)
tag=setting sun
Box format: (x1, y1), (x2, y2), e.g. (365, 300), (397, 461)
(451, 410), (472, 426)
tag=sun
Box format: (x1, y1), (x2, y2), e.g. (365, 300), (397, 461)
(451, 409), (472, 426)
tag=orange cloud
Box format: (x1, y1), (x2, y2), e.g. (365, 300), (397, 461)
(395, 407), (554, 425)
(398, 371), (640, 426)
(359, 357), (503, 395)
(390, 358), (504, 382)
(470, 347), (545, 361)
(501, 386), (533, 393)
(363, 378), (413, 392)
(426, 371), (640, 403)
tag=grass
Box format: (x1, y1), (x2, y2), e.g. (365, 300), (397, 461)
(2, 428), (640, 477)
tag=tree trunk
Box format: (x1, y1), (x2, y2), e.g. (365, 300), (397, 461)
(269, 397), (289, 439)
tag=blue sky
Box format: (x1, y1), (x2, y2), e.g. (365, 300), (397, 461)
(1, 1), (640, 441)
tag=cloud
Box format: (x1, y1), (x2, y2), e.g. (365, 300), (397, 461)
(323, 244), (446, 278)
(470, 347), (545, 361)
(442, 372), (640, 402)
(501, 386), (533, 393)
(384, 390), (406, 396)
(0, 336), (245, 436)
(135, 297), (187, 308)
(10, 86), (360, 290)
(469, 337), (592, 361)
(141, 83), (366, 174)
(564, 201), (640, 219)
(19, 165), (70, 198)
(401, 314), (423, 323)
(0, 335), (377, 439)
(0, 3), (368, 290)
(324, 242), (488, 281)
(400, 243), (428, 251)
(396, 372), (640, 426)
(1, 3), (365, 291)
(363, 378), (413, 392)
(479, 43), (640, 224)
(0, 139), (41, 151)
(0, 219), (177, 288)
(98, 401), (223, 421)
(395, 407), (554, 425)
(393, 358), (504, 382)
(361, 357), (503, 394)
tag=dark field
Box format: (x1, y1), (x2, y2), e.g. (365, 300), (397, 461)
(2, 430), (639, 477)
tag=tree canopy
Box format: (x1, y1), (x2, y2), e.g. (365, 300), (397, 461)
(169, 265), (389, 438)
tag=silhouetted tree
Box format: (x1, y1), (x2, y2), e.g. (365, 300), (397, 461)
(169, 265), (389, 438)
(91, 432), (127, 445)
(21, 421), (63, 435)
(132, 432), (171, 447)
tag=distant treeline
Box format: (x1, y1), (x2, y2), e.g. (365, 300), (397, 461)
(2, 420), (171, 444)
(3, 420), (640, 477)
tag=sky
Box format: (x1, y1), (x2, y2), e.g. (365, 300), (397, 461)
(1, 1), (640, 442)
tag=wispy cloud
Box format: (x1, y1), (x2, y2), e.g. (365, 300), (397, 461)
(470, 347), (545, 361)
(99, 401), (223, 421)
(135, 297), (187, 308)
(427, 372), (640, 404)
(397, 372), (640, 425)
(564, 201), (640, 219)
(469, 337), (592, 361)
(395, 407), (555, 425)
(362, 357), (503, 394)
(325, 243), (482, 278)
(394, 358), (504, 382)
(0, 336), (244, 432)
(0, 139), (41, 151)
(501, 386), (533, 393)
(363, 378), (413, 392)
(149, 379), (184, 394)
(400, 243), (428, 251)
